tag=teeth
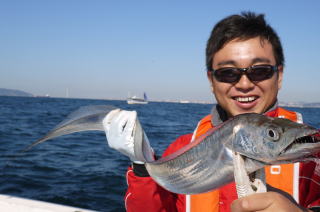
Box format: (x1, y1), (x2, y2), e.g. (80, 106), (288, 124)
(236, 97), (256, 103)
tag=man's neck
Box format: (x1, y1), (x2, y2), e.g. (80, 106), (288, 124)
(211, 101), (279, 126)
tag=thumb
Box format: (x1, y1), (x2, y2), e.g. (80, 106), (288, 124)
(231, 193), (272, 212)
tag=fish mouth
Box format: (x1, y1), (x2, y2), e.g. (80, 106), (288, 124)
(277, 132), (320, 162)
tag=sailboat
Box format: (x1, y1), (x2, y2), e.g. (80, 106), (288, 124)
(127, 92), (148, 104)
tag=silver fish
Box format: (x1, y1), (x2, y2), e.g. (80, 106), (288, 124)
(136, 113), (320, 194)
(29, 105), (320, 195)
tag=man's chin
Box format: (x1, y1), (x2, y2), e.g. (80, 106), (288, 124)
(229, 107), (262, 117)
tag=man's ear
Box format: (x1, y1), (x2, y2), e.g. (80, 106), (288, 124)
(277, 65), (283, 90)
(207, 71), (215, 93)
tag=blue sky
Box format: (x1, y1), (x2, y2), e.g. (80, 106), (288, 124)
(1, 0), (320, 103)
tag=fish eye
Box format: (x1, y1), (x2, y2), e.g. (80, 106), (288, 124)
(267, 129), (279, 141)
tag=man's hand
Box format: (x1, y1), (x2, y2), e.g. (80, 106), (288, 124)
(231, 192), (310, 212)
(103, 109), (143, 163)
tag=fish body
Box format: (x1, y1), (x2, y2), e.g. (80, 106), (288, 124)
(30, 106), (320, 195)
(136, 113), (320, 194)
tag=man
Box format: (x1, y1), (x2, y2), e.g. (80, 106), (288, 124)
(104, 12), (320, 211)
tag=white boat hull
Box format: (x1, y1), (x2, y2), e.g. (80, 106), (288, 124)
(0, 194), (95, 212)
(127, 99), (148, 104)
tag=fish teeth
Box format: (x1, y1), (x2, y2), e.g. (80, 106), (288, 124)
(236, 96), (256, 103)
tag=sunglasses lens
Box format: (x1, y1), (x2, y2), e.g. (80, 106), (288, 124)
(248, 66), (275, 81)
(212, 65), (277, 83)
(213, 68), (241, 83)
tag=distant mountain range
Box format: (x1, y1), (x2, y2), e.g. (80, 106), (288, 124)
(0, 88), (33, 97)
(279, 101), (320, 108)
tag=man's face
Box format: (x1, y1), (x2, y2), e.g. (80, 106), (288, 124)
(208, 37), (283, 117)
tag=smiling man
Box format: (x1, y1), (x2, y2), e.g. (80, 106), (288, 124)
(208, 37), (283, 117)
(105, 12), (320, 211)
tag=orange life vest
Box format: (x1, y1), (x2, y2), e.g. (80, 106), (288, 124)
(188, 107), (302, 212)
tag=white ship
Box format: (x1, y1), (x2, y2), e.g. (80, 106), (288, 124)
(127, 92), (148, 104)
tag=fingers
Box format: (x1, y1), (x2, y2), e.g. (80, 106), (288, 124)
(106, 110), (135, 138)
(118, 111), (137, 137)
(231, 193), (272, 212)
(102, 109), (137, 157)
(103, 109), (136, 135)
(231, 192), (302, 212)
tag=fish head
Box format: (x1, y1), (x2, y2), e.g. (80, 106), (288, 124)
(229, 113), (320, 164)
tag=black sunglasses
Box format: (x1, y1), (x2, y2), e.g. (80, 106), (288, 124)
(210, 65), (278, 83)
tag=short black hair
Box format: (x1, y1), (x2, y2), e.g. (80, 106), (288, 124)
(206, 12), (284, 71)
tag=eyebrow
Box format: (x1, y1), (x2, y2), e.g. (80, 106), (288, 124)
(216, 60), (236, 66)
(252, 57), (271, 64)
(216, 57), (272, 67)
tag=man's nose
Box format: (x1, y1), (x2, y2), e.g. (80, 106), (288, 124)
(234, 74), (255, 91)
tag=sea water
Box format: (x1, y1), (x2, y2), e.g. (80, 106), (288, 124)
(0, 96), (319, 211)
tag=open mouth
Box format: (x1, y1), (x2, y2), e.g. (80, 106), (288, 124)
(294, 133), (320, 144)
(234, 96), (258, 103)
(279, 133), (320, 156)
